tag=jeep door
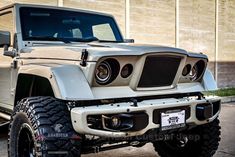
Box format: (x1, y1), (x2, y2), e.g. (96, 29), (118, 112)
(0, 8), (14, 110)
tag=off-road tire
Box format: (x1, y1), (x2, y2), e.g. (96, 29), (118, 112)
(8, 97), (81, 157)
(153, 118), (221, 157)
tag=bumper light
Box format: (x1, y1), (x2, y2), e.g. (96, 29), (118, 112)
(102, 114), (134, 131)
(111, 116), (121, 129)
(196, 100), (221, 120)
(87, 112), (149, 132)
(196, 104), (213, 120)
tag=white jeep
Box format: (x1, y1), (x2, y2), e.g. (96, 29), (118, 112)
(0, 3), (221, 157)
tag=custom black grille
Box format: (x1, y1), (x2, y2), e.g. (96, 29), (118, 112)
(138, 55), (181, 88)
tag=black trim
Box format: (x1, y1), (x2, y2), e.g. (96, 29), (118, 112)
(196, 103), (213, 120)
(196, 100), (221, 121)
(213, 100), (221, 115)
(0, 4), (14, 12)
(0, 11), (12, 16)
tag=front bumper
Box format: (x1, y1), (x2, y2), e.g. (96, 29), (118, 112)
(70, 96), (220, 138)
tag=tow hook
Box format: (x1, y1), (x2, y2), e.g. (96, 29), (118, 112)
(130, 98), (138, 107)
(130, 141), (141, 146)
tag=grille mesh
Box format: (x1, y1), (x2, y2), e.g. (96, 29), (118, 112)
(138, 55), (181, 88)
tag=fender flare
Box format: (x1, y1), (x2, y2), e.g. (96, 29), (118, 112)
(202, 69), (218, 91)
(17, 64), (94, 100)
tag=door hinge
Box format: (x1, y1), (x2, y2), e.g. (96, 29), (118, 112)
(11, 88), (15, 96)
(11, 60), (18, 69)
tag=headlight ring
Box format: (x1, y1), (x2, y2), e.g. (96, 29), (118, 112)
(189, 60), (206, 81)
(95, 58), (120, 85)
(189, 65), (199, 81)
(95, 61), (112, 84)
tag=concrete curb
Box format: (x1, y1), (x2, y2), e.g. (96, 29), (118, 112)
(221, 96), (235, 104)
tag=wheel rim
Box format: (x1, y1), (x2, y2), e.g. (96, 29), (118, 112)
(18, 124), (35, 157)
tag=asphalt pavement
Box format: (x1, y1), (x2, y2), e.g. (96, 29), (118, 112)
(0, 103), (235, 157)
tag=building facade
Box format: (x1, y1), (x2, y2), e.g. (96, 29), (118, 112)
(0, 0), (235, 88)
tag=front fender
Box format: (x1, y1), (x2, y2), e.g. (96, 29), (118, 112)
(18, 64), (94, 100)
(202, 69), (217, 91)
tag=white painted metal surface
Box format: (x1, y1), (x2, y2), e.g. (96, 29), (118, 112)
(71, 96), (220, 137)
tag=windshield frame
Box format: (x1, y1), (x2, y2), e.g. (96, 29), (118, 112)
(19, 6), (124, 43)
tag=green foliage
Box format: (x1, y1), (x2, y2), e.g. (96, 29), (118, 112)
(204, 88), (235, 97)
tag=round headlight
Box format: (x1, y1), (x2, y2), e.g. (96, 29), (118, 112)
(189, 60), (206, 81)
(189, 65), (198, 81)
(121, 64), (133, 78)
(95, 61), (112, 84)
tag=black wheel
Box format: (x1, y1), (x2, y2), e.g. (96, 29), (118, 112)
(153, 118), (221, 157)
(8, 97), (81, 157)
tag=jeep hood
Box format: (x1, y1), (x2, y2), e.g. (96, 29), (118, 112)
(20, 43), (200, 62)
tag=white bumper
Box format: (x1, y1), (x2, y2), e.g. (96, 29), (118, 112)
(70, 96), (220, 138)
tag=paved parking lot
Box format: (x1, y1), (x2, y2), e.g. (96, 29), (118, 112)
(1, 103), (235, 157)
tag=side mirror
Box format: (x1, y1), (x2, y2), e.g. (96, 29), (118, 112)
(4, 50), (16, 58)
(124, 39), (135, 43)
(0, 31), (10, 48)
(0, 31), (16, 58)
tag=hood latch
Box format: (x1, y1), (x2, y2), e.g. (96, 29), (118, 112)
(80, 49), (89, 67)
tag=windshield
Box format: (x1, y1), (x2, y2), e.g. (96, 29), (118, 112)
(20, 7), (124, 43)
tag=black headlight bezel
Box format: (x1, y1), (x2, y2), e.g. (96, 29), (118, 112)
(121, 64), (133, 78)
(182, 64), (192, 76)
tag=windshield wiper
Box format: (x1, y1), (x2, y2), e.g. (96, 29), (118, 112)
(98, 40), (123, 43)
(24, 36), (71, 43)
(73, 38), (123, 43)
(69, 36), (99, 42)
